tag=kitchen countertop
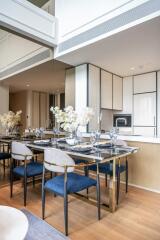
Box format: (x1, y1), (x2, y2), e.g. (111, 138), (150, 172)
(82, 133), (160, 144)
(41, 130), (160, 144)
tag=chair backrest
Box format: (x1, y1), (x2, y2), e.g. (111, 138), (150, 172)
(11, 141), (33, 161)
(116, 139), (127, 147)
(44, 148), (75, 173)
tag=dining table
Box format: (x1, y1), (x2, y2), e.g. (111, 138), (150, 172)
(25, 138), (138, 213)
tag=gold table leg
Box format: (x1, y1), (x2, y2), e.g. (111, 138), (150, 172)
(109, 158), (116, 212)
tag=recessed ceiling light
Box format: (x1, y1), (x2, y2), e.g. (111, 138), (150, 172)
(26, 84), (30, 87)
(130, 67), (135, 70)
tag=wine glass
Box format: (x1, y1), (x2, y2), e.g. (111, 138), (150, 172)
(95, 130), (101, 142)
(53, 127), (57, 139)
(90, 132), (96, 149)
(39, 127), (45, 139)
(109, 128), (117, 146)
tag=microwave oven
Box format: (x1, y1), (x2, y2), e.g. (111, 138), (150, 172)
(113, 114), (132, 127)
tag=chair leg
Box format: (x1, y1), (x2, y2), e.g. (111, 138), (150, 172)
(3, 159), (5, 175)
(96, 172), (101, 220)
(10, 167), (13, 198)
(64, 193), (68, 236)
(84, 167), (89, 196)
(116, 170), (120, 205)
(53, 172), (57, 197)
(105, 173), (108, 187)
(126, 159), (128, 193)
(42, 188), (46, 220)
(24, 176), (27, 206)
(32, 176), (35, 188)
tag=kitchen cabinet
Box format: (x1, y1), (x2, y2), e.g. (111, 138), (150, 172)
(101, 71), (123, 110)
(113, 75), (123, 110)
(101, 70), (112, 109)
(133, 92), (156, 126)
(133, 72), (157, 137)
(134, 72), (156, 94)
(133, 127), (156, 137)
(122, 76), (133, 114)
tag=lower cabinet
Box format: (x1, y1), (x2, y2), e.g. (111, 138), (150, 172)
(133, 127), (156, 137)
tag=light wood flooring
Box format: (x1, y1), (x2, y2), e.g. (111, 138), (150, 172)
(0, 164), (160, 240)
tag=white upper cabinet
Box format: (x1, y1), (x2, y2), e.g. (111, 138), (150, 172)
(122, 76), (133, 114)
(101, 70), (112, 109)
(133, 72), (156, 94)
(113, 75), (123, 110)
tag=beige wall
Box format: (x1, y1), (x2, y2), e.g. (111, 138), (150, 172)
(101, 109), (113, 132)
(0, 85), (9, 114)
(65, 68), (75, 108)
(9, 91), (27, 130)
(0, 85), (9, 133)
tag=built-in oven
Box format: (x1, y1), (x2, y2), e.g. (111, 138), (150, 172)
(113, 114), (132, 128)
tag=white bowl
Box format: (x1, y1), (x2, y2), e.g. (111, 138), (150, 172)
(66, 138), (77, 145)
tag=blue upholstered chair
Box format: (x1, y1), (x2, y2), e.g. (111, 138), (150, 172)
(0, 142), (11, 174)
(42, 148), (101, 236)
(10, 141), (43, 206)
(0, 152), (11, 173)
(88, 139), (128, 205)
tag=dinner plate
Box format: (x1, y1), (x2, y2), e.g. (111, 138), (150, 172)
(33, 140), (50, 146)
(71, 146), (92, 153)
(57, 138), (66, 144)
(95, 143), (112, 148)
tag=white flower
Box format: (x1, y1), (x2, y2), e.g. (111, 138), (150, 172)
(64, 106), (73, 113)
(50, 105), (94, 132)
(0, 110), (22, 129)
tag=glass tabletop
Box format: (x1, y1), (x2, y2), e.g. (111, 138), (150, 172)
(30, 139), (137, 161)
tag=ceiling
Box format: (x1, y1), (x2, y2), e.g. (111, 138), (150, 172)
(57, 16), (160, 77)
(2, 60), (70, 93)
(27, 0), (49, 8)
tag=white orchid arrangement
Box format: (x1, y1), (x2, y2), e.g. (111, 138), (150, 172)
(0, 110), (22, 130)
(50, 106), (94, 132)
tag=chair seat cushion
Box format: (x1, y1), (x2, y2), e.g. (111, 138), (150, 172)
(0, 152), (11, 160)
(75, 159), (86, 164)
(44, 172), (97, 196)
(13, 162), (43, 177)
(89, 163), (126, 174)
(89, 163), (110, 174)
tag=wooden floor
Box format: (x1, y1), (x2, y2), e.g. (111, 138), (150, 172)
(0, 167), (160, 240)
